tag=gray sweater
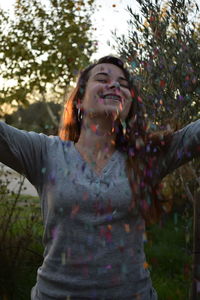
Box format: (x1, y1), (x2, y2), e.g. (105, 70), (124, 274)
(0, 120), (200, 300)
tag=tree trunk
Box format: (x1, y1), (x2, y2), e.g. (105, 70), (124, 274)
(45, 102), (59, 127)
(41, 91), (59, 128)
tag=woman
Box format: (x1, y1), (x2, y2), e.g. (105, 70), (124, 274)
(0, 56), (199, 299)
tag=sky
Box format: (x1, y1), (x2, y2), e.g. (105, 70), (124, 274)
(90, 0), (140, 59)
(0, 0), (140, 60)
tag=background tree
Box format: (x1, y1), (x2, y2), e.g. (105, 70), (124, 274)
(5, 101), (62, 135)
(114, 0), (200, 209)
(0, 0), (97, 125)
(114, 1), (200, 298)
(115, 0), (200, 129)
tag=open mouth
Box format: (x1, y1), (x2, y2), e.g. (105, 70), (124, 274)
(102, 94), (122, 102)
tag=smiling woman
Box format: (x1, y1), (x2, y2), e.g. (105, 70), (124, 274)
(59, 57), (134, 175)
(0, 55), (200, 300)
(73, 62), (133, 175)
(78, 63), (131, 124)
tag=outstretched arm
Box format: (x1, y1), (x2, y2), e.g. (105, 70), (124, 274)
(154, 119), (200, 183)
(0, 121), (48, 187)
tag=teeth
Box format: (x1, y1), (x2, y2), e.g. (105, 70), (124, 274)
(104, 95), (121, 101)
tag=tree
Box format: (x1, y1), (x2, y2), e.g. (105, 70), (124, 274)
(113, 0), (200, 220)
(5, 101), (62, 135)
(0, 0), (97, 123)
(114, 0), (200, 129)
(114, 1), (200, 298)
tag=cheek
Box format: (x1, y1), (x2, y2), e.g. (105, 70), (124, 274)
(125, 90), (132, 100)
(94, 84), (105, 95)
(121, 99), (132, 118)
(91, 85), (105, 104)
(125, 102), (132, 114)
(86, 93), (104, 109)
(121, 88), (131, 101)
(122, 90), (132, 106)
(88, 84), (104, 97)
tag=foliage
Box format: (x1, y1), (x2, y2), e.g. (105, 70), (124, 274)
(114, 4), (200, 297)
(0, 165), (42, 299)
(5, 101), (62, 135)
(145, 211), (193, 299)
(0, 0), (97, 114)
(161, 158), (200, 211)
(114, 0), (200, 128)
(113, 0), (200, 217)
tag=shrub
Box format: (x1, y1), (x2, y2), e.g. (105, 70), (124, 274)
(0, 164), (43, 299)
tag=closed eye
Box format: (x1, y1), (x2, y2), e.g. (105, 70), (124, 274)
(97, 79), (107, 83)
(120, 83), (129, 88)
(119, 79), (129, 89)
(97, 79), (128, 88)
(94, 73), (129, 88)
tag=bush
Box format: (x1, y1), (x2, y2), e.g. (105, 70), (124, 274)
(145, 211), (193, 300)
(0, 165), (43, 299)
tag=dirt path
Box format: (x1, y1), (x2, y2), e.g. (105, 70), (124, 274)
(0, 163), (38, 197)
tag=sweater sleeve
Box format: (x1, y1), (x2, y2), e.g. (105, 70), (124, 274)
(0, 121), (48, 187)
(154, 119), (200, 183)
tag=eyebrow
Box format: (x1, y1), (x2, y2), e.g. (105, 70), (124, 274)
(94, 72), (128, 82)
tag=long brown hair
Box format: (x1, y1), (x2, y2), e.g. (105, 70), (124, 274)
(59, 56), (174, 224)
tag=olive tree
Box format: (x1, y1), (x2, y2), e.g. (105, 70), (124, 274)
(0, 0), (97, 124)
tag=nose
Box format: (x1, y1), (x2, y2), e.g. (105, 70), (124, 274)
(108, 81), (120, 89)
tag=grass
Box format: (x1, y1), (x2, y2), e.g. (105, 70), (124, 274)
(145, 211), (193, 300)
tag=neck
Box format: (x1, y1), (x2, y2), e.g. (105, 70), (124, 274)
(75, 115), (119, 157)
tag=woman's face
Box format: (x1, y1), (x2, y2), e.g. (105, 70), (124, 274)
(79, 63), (132, 122)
